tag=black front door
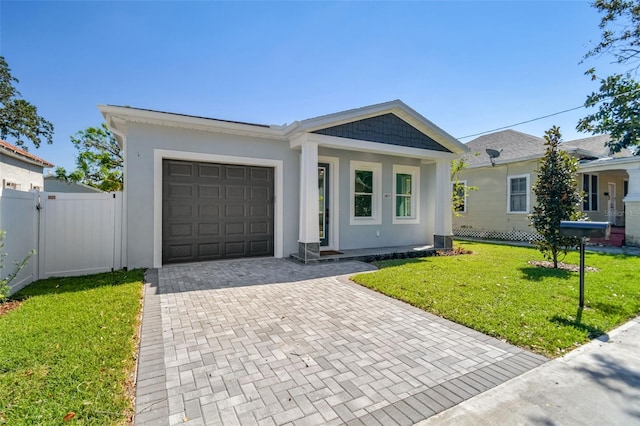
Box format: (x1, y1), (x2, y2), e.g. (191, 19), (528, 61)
(318, 163), (329, 246)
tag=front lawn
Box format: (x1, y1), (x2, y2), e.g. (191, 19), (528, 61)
(352, 242), (640, 358)
(0, 270), (144, 425)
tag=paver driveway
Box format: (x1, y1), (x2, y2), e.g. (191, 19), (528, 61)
(135, 258), (546, 426)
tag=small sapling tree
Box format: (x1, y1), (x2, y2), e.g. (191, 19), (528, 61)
(530, 126), (584, 268)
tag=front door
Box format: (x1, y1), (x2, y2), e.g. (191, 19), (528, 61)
(318, 163), (329, 246)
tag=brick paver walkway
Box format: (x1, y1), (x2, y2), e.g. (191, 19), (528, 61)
(135, 258), (546, 425)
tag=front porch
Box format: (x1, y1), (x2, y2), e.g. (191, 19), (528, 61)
(290, 243), (439, 263)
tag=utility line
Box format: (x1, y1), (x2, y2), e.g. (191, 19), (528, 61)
(456, 105), (585, 140)
(456, 85), (640, 140)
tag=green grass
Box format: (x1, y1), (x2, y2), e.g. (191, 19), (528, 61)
(352, 242), (640, 358)
(0, 270), (144, 425)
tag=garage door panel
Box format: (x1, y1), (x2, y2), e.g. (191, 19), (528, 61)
(199, 223), (220, 236)
(169, 223), (193, 237)
(198, 242), (221, 258)
(225, 185), (247, 199)
(199, 164), (221, 178)
(226, 166), (247, 179)
(250, 204), (269, 217)
(250, 186), (270, 201)
(250, 222), (269, 234)
(168, 204), (193, 219)
(225, 241), (246, 256)
(168, 183), (193, 197)
(225, 222), (246, 235)
(199, 204), (220, 217)
(163, 160), (274, 264)
(167, 162), (193, 177)
(198, 184), (221, 198)
(165, 244), (193, 260)
(225, 204), (245, 218)
(249, 240), (270, 254)
(250, 168), (270, 181)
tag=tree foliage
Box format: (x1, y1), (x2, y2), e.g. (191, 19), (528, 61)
(579, 0), (640, 153)
(451, 158), (478, 216)
(56, 124), (123, 191)
(0, 56), (54, 150)
(530, 127), (585, 268)
(577, 70), (640, 154)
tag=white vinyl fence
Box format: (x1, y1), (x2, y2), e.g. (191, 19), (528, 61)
(0, 188), (123, 294)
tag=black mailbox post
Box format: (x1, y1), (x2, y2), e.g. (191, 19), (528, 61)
(559, 221), (611, 308)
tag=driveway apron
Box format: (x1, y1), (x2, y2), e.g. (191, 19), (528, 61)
(135, 258), (546, 426)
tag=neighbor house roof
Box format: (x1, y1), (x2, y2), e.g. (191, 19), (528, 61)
(561, 134), (633, 158)
(462, 130), (546, 168)
(462, 130), (631, 168)
(0, 140), (54, 168)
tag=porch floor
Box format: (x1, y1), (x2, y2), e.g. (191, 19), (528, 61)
(291, 243), (439, 263)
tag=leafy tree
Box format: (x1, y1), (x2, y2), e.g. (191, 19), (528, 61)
(56, 124), (123, 191)
(0, 56), (54, 150)
(579, 0), (640, 153)
(451, 158), (477, 216)
(530, 127), (585, 268)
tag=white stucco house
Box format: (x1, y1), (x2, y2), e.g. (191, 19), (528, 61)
(100, 100), (468, 268)
(0, 140), (54, 191)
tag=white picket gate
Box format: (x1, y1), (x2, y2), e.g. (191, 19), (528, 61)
(0, 189), (123, 294)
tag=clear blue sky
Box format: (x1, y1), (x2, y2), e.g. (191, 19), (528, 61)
(0, 1), (624, 171)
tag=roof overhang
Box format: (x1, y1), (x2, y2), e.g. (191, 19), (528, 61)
(579, 156), (640, 173)
(0, 144), (54, 168)
(99, 105), (287, 149)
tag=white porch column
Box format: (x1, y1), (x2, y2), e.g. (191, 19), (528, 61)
(434, 159), (453, 249)
(624, 166), (640, 247)
(297, 141), (320, 261)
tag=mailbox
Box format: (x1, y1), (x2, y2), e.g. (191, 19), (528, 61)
(559, 221), (611, 240)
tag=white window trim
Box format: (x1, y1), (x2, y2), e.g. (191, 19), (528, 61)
(582, 172), (600, 212)
(452, 179), (467, 214)
(507, 174), (530, 214)
(350, 160), (382, 225)
(392, 164), (420, 224)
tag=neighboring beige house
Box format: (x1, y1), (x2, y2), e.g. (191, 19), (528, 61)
(453, 130), (640, 247)
(0, 140), (54, 191)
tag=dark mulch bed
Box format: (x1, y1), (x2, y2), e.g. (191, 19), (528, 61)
(528, 260), (599, 272)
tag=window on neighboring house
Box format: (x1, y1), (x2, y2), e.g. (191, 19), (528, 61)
(393, 165), (420, 224)
(583, 174), (599, 211)
(507, 174), (529, 213)
(350, 161), (382, 225)
(452, 180), (467, 213)
(4, 181), (19, 190)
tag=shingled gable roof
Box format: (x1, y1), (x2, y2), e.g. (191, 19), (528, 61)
(561, 134), (634, 158)
(462, 129), (546, 168)
(0, 140), (54, 168)
(463, 130), (630, 168)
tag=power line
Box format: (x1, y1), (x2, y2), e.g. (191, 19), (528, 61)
(456, 105), (585, 140)
(456, 84), (640, 140)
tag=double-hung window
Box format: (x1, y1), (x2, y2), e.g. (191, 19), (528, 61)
(393, 165), (419, 224)
(350, 161), (381, 225)
(507, 174), (529, 213)
(583, 174), (599, 211)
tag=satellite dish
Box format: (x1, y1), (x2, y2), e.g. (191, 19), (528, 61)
(486, 148), (502, 167)
(486, 149), (501, 159)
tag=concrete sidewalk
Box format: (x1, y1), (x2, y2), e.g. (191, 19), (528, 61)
(418, 316), (640, 425)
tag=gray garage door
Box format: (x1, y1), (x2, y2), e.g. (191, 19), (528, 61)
(162, 160), (274, 264)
